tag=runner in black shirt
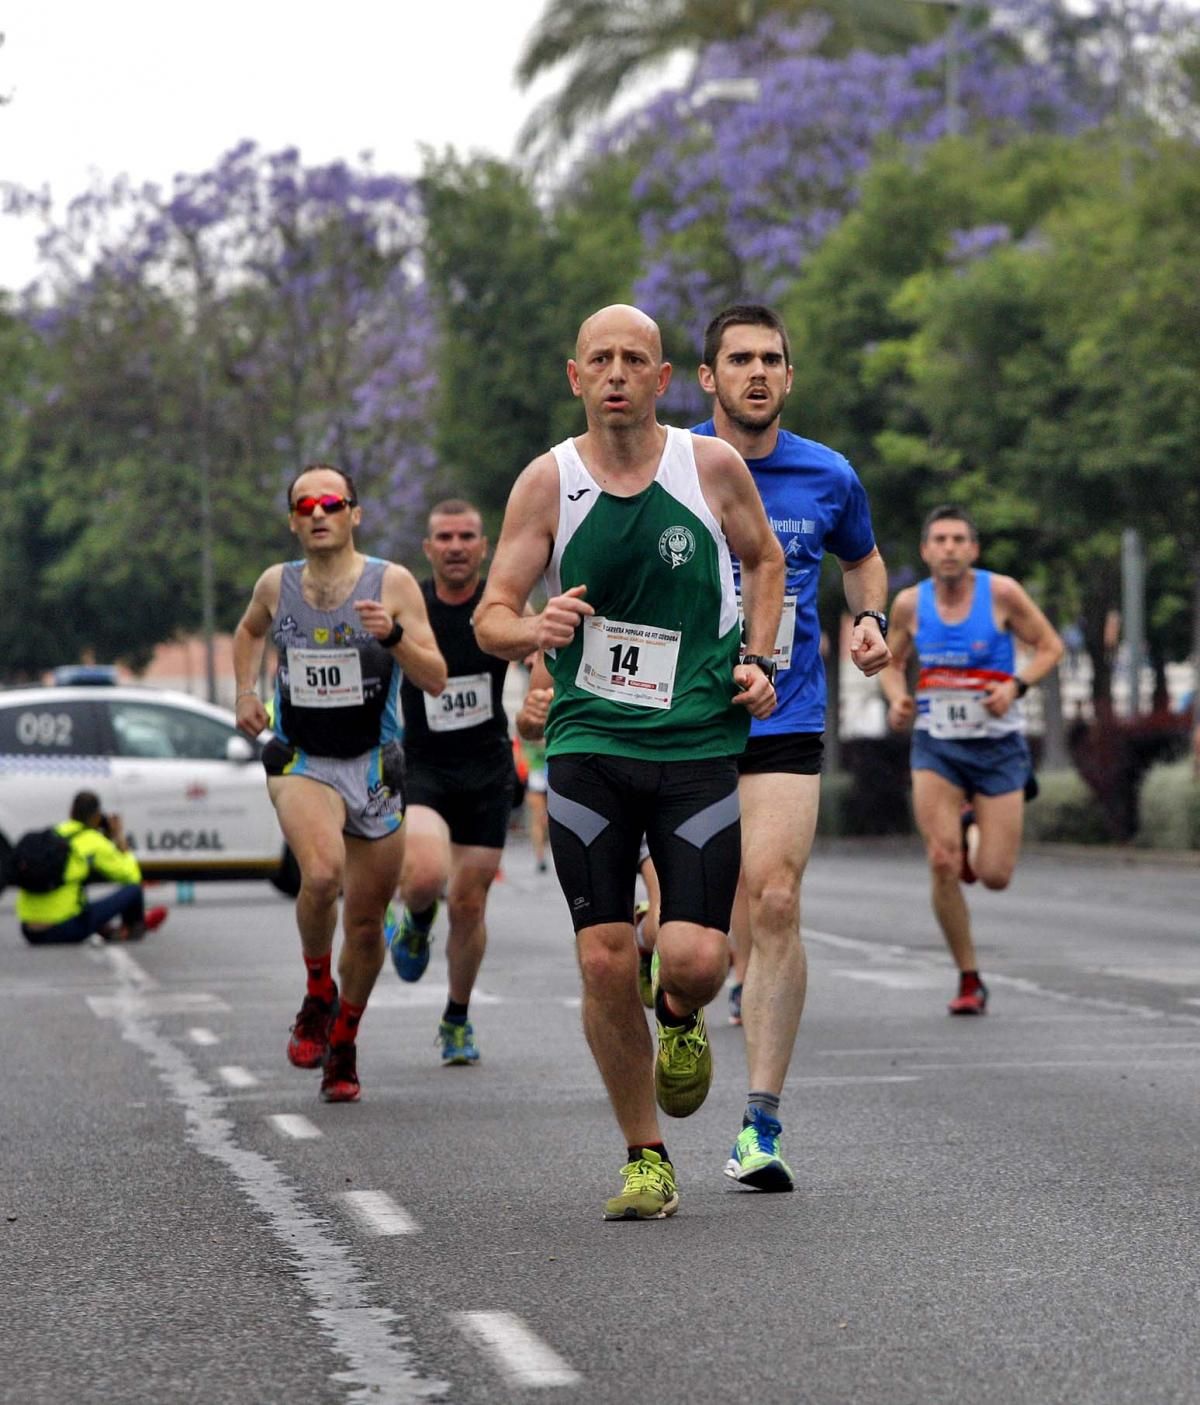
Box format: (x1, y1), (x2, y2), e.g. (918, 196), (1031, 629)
(387, 499), (516, 1066)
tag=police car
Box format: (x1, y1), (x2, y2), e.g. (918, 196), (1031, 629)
(0, 684), (298, 894)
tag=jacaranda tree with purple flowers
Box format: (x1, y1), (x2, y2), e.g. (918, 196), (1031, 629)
(4, 145), (439, 671)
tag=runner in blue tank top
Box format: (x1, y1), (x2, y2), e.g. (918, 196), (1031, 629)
(233, 463), (447, 1103)
(692, 304), (892, 1192)
(881, 505), (1064, 1014)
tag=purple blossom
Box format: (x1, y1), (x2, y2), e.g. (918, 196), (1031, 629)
(587, 2), (1189, 337)
(950, 224), (1013, 262)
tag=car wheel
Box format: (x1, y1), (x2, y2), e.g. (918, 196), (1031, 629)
(269, 844), (301, 898)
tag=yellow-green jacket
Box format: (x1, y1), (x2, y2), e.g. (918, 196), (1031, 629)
(16, 820), (142, 926)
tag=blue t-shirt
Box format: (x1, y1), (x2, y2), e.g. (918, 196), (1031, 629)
(691, 422), (876, 734)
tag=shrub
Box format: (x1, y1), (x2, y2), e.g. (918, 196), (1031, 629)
(1022, 770), (1111, 844)
(1137, 761), (1200, 850)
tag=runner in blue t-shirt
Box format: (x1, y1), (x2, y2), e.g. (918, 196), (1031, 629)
(691, 303), (892, 1192)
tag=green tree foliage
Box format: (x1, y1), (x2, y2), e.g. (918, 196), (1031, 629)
(419, 152), (641, 523)
(784, 132), (1200, 708)
(1, 147), (435, 678)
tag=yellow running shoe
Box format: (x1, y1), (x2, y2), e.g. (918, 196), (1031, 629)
(602, 1149), (679, 1221)
(651, 951), (713, 1117)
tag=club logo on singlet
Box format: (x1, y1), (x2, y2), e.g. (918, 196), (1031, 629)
(659, 525), (696, 570)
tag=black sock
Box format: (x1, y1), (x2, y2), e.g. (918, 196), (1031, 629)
(443, 999), (469, 1024)
(627, 1142), (670, 1165)
(411, 903), (437, 932)
(654, 987), (693, 1028)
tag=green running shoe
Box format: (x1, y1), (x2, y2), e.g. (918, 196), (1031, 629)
(637, 950), (655, 1010)
(724, 1109), (794, 1192)
(437, 1018), (480, 1066)
(603, 1148), (679, 1221)
(388, 900), (438, 983)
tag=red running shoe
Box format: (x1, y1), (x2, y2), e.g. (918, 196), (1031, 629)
(959, 805), (978, 884)
(144, 906), (169, 932)
(287, 990), (338, 1069)
(948, 973), (988, 1016)
(320, 1041), (360, 1102)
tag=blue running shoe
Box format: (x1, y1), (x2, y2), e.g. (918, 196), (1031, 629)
(438, 1019), (480, 1066)
(388, 901), (437, 983)
(724, 1108), (794, 1192)
(728, 982), (743, 1027)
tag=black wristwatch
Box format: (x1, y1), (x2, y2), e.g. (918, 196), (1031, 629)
(380, 620), (405, 649)
(1013, 676), (1030, 698)
(741, 654), (778, 685)
(854, 610), (889, 639)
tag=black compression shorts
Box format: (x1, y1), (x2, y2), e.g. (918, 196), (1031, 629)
(737, 731), (824, 776)
(547, 754), (741, 934)
(404, 750), (515, 850)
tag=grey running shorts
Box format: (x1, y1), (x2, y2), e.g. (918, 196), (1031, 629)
(262, 735), (406, 840)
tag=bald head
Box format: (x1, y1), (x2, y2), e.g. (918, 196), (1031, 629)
(576, 304), (663, 364)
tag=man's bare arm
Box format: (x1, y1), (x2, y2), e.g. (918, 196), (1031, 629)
(474, 457), (594, 661)
(695, 436), (784, 720)
(998, 577), (1064, 685)
(515, 654), (554, 741)
(984, 576), (1064, 717)
(365, 565), (447, 696)
(840, 546), (892, 677)
(695, 437), (784, 656)
(879, 587), (917, 728)
(232, 566), (282, 736)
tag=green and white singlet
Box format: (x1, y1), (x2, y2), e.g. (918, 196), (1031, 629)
(543, 426), (746, 762)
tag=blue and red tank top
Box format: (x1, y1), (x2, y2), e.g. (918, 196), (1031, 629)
(914, 570), (1023, 739)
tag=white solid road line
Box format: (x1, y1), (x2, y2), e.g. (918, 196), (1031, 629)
(268, 1113), (322, 1140)
(454, 1311), (581, 1390)
(188, 1027), (220, 1046)
(337, 1190), (419, 1236)
(217, 1065), (259, 1089)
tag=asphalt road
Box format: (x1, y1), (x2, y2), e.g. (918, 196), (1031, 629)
(2, 837), (1197, 1405)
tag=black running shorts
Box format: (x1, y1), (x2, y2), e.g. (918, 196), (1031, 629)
(737, 731), (824, 776)
(547, 753), (741, 934)
(404, 749), (516, 850)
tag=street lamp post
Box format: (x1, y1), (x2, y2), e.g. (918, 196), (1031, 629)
(906, 0), (976, 138)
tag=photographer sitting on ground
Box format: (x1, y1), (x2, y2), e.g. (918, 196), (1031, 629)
(15, 790), (168, 945)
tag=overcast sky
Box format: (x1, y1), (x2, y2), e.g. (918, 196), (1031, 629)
(0, 0), (597, 289)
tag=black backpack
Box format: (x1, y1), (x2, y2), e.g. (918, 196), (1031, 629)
(11, 828), (73, 893)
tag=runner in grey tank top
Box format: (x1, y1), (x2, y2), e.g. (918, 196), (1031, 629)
(271, 556), (402, 760)
(232, 463), (447, 1105)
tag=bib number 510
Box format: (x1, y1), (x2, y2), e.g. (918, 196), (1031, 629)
(305, 664), (342, 688)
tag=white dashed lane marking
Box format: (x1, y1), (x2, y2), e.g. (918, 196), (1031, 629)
(454, 1311), (581, 1390)
(268, 1113), (322, 1140)
(218, 1065), (259, 1089)
(337, 1190), (419, 1236)
(188, 1027), (220, 1046)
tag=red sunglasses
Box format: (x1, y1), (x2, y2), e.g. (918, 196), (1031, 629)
(291, 493), (356, 517)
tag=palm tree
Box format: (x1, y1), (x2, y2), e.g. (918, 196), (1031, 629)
(515, 0), (944, 152)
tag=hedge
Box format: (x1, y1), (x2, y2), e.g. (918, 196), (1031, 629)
(1136, 761), (1200, 851)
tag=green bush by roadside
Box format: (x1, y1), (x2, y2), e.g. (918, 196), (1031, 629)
(1136, 761), (1200, 851)
(817, 759), (1199, 849)
(1022, 770), (1111, 845)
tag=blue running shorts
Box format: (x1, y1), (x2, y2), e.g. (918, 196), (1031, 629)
(910, 730), (1032, 799)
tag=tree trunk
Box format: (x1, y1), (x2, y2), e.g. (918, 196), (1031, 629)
(1040, 663), (1069, 770)
(1191, 548), (1200, 700)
